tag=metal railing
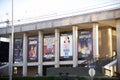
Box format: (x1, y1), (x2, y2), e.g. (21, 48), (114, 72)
(0, 62), (9, 70)
(79, 55), (117, 72)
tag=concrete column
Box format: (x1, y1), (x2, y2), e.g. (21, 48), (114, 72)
(55, 29), (60, 68)
(116, 20), (120, 74)
(9, 35), (13, 76)
(93, 23), (99, 59)
(108, 28), (113, 57)
(73, 26), (78, 67)
(23, 33), (27, 76)
(38, 31), (43, 76)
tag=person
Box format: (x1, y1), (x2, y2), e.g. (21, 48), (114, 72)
(63, 36), (70, 57)
(64, 36), (70, 47)
(32, 46), (37, 57)
(29, 45), (36, 57)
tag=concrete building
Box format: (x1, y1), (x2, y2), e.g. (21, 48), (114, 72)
(0, 2), (120, 77)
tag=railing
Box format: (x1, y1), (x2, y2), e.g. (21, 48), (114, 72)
(115, 72), (120, 78)
(79, 58), (96, 68)
(103, 68), (112, 76)
(79, 55), (117, 73)
(0, 62), (9, 70)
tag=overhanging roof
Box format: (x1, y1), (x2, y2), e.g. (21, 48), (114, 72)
(0, 9), (120, 37)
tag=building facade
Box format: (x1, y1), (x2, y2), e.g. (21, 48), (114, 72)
(0, 8), (120, 77)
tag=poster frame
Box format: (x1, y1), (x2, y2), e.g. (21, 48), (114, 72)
(28, 36), (38, 62)
(43, 34), (55, 61)
(60, 32), (73, 61)
(78, 29), (93, 60)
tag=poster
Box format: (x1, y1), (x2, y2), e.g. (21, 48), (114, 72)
(78, 30), (93, 60)
(14, 38), (23, 63)
(43, 35), (55, 61)
(60, 33), (72, 60)
(28, 37), (38, 62)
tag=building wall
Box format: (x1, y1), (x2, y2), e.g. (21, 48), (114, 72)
(0, 66), (8, 76)
(0, 26), (118, 76)
(13, 67), (22, 76)
(112, 29), (117, 55)
(27, 66), (38, 76)
(99, 27), (117, 58)
(99, 27), (113, 58)
(1, 8), (120, 76)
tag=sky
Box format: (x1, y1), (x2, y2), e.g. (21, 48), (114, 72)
(0, 0), (120, 26)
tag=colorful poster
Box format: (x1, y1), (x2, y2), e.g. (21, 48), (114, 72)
(43, 35), (55, 61)
(78, 30), (93, 60)
(14, 38), (23, 63)
(28, 37), (38, 62)
(60, 33), (72, 60)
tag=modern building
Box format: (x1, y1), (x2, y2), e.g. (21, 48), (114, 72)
(0, 1), (120, 77)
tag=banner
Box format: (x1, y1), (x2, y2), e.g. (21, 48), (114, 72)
(60, 33), (72, 60)
(14, 38), (23, 63)
(43, 35), (55, 61)
(28, 37), (38, 62)
(78, 30), (93, 60)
